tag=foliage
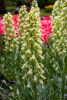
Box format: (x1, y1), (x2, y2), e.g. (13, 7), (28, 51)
(45, 5), (53, 12)
(38, 0), (56, 8)
(42, 40), (67, 100)
(48, 0), (56, 4)
(38, 0), (46, 8)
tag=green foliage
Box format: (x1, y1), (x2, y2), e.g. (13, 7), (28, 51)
(48, 0), (56, 4)
(38, 0), (45, 8)
(42, 40), (67, 100)
(38, 0), (56, 8)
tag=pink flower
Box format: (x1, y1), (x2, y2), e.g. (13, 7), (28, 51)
(0, 18), (4, 35)
(41, 16), (52, 44)
(42, 34), (49, 44)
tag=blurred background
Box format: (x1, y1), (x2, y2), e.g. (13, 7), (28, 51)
(0, 0), (56, 16)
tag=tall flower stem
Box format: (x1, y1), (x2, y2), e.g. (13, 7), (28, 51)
(61, 73), (65, 100)
(33, 83), (37, 100)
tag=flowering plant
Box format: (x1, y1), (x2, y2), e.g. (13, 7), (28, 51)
(0, 0), (45, 99)
(0, 0), (67, 100)
(42, 0), (67, 99)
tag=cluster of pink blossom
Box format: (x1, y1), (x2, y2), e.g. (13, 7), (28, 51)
(41, 16), (52, 44)
(0, 17), (4, 35)
(0, 16), (52, 44)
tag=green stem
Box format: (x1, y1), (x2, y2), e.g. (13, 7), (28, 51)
(61, 72), (65, 100)
(33, 83), (37, 100)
